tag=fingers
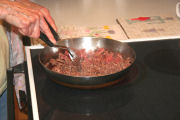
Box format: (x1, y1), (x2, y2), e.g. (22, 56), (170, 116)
(3, 2), (39, 36)
(30, 17), (40, 38)
(17, 1), (58, 43)
(1, 0), (58, 43)
(18, 1), (58, 32)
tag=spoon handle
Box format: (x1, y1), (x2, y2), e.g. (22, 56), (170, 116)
(40, 32), (69, 51)
(40, 17), (60, 47)
(44, 18), (60, 41)
(40, 31), (54, 47)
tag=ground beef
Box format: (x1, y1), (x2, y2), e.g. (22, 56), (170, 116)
(44, 48), (133, 76)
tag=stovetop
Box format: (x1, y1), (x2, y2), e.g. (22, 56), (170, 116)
(26, 39), (180, 120)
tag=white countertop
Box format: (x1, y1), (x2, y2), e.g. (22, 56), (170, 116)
(33, 0), (180, 27)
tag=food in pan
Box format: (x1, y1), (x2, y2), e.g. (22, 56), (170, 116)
(44, 48), (133, 76)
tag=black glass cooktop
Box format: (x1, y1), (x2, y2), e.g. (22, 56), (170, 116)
(28, 39), (180, 120)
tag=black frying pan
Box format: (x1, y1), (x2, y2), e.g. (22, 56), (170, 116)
(38, 37), (136, 89)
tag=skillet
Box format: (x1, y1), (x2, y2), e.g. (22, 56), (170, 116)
(38, 37), (136, 89)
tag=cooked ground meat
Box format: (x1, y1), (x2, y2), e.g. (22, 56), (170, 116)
(44, 48), (133, 76)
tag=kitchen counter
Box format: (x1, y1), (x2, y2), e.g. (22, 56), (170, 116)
(33, 0), (179, 26)
(29, 0), (180, 44)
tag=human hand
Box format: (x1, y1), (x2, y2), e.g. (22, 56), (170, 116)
(0, 0), (57, 44)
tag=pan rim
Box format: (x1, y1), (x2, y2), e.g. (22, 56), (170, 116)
(38, 37), (136, 78)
